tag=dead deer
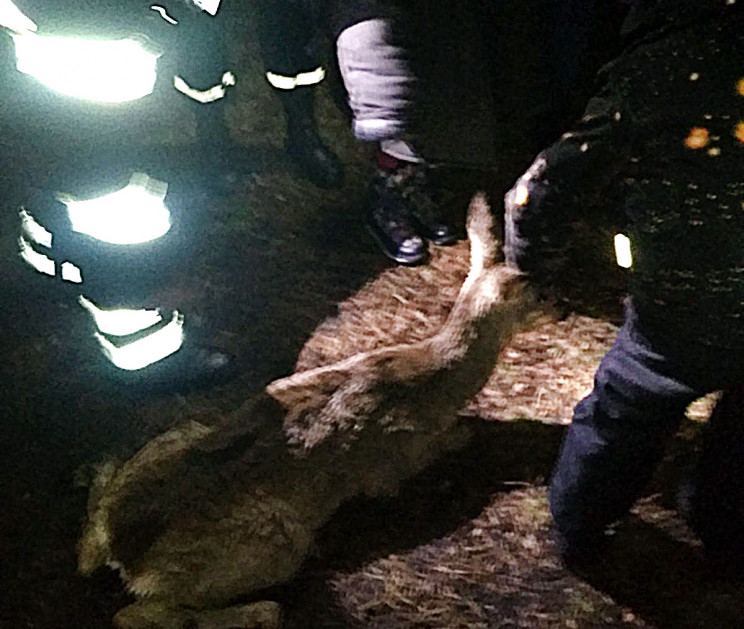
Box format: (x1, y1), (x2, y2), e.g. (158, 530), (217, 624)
(77, 192), (528, 629)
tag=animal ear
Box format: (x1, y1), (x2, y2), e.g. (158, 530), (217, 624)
(266, 363), (351, 410)
(465, 192), (501, 268)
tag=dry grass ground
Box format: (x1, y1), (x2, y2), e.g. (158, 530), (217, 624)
(1, 4), (742, 629)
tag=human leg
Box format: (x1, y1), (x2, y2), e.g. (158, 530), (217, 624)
(16, 179), (236, 391)
(687, 386), (744, 569)
(550, 302), (704, 556)
(172, 8), (242, 192)
(334, 11), (457, 264)
(255, 0), (344, 188)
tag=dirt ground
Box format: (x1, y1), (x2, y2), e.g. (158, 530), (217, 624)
(1, 5), (743, 629)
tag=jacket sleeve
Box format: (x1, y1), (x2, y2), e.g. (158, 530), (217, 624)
(504, 75), (632, 284)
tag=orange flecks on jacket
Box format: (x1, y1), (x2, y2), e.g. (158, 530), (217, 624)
(734, 121), (744, 143)
(684, 127), (710, 149)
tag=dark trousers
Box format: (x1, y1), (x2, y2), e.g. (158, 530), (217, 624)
(690, 386), (744, 562)
(550, 298), (744, 549)
(253, 0), (404, 74)
(255, 0), (327, 76)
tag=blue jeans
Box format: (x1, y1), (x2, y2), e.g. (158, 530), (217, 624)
(550, 298), (744, 550)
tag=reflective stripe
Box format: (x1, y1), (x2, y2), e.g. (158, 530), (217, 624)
(79, 295), (163, 336)
(379, 139), (424, 164)
(192, 0), (221, 15)
(94, 311), (185, 371)
(61, 173), (171, 245)
(265, 66), (325, 90)
(513, 184), (529, 207)
(0, 0), (37, 33)
(12, 32), (161, 103)
(19, 208), (53, 248)
(614, 233), (632, 268)
(18, 236), (54, 275)
(173, 71), (236, 103)
(150, 5), (178, 25)
(61, 261), (83, 284)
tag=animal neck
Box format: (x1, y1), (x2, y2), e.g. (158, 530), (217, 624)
(431, 273), (520, 390)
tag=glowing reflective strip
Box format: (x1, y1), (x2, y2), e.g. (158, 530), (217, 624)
(614, 233), (632, 268)
(192, 0), (221, 15)
(513, 184), (529, 206)
(79, 295), (163, 337)
(19, 208), (53, 248)
(0, 0), (37, 32)
(94, 311), (184, 371)
(12, 33), (160, 103)
(150, 5), (178, 24)
(379, 139), (424, 164)
(265, 66), (325, 90)
(173, 71), (235, 103)
(62, 173), (171, 245)
(18, 236), (55, 275)
(61, 262), (83, 284)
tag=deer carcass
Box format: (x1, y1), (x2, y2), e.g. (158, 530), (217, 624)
(77, 193), (527, 629)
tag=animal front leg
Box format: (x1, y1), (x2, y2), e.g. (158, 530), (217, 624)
(113, 600), (282, 629)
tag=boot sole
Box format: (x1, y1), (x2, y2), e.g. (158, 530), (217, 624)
(364, 221), (428, 266)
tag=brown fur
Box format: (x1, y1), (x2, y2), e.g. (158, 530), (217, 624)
(77, 193), (528, 629)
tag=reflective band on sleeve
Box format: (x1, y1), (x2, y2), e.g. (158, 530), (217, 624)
(93, 311), (184, 371)
(614, 233), (632, 268)
(61, 262), (83, 283)
(173, 71), (235, 103)
(514, 184), (529, 207)
(150, 5), (178, 24)
(79, 295), (164, 337)
(18, 236), (55, 276)
(0, 0), (37, 32)
(192, 0), (221, 15)
(12, 33), (160, 103)
(61, 173), (171, 245)
(265, 66), (325, 90)
(19, 208), (53, 248)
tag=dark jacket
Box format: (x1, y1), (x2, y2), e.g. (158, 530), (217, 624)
(505, 0), (744, 353)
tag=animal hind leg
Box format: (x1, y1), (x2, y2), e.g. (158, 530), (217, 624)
(113, 600), (282, 629)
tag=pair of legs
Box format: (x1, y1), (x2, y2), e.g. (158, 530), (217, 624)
(551, 298), (744, 559)
(256, 0), (458, 264)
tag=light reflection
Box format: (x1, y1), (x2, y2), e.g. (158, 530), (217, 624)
(62, 173), (171, 245)
(614, 234), (632, 269)
(94, 311), (184, 371)
(78, 295), (164, 337)
(12, 32), (160, 102)
(18, 236), (55, 275)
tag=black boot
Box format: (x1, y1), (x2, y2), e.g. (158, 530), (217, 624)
(365, 152), (458, 265)
(366, 175), (427, 265)
(279, 87), (344, 189)
(399, 163), (459, 246)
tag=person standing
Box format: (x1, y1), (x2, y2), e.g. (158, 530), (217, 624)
(504, 0), (744, 565)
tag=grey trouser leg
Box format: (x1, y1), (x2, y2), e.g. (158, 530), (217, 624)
(336, 18), (416, 142)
